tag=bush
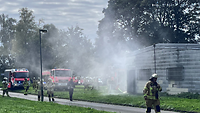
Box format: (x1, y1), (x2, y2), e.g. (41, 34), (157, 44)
(160, 92), (200, 99)
(176, 92), (200, 99)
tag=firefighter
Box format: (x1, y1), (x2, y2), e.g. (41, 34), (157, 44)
(36, 79), (42, 101)
(35, 78), (39, 92)
(32, 77), (37, 89)
(143, 74), (162, 113)
(23, 78), (29, 95)
(46, 78), (55, 102)
(67, 79), (75, 101)
(95, 78), (99, 90)
(107, 76), (114, 93)
(2, 77), (10, 97)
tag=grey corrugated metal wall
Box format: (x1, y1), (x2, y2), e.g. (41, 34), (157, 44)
(127, 43), (200, 94)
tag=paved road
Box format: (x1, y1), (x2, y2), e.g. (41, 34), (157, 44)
(0, 90), (179, 113)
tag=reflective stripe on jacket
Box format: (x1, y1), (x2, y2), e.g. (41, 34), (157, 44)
(143, 81), (162, 100)
(2, 81), (8, 90)
(23, 80), (29, 87)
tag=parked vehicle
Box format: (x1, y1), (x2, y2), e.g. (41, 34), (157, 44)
(42, 68), (78, 90)
(4, 68), (29, 89)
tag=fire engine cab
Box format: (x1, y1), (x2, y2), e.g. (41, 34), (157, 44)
(4, 68), (29, 89)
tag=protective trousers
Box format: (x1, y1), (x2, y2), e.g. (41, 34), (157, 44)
(2, 89), (9, 97)
(145, 99), (161, 113)
(24, 86), (29, 95)
(33, 84), (36, 89)
(38, 91), (41, 101)
(47, 91), (54, 102)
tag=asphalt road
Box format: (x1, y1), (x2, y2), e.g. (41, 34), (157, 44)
(0, 90), (179, 113)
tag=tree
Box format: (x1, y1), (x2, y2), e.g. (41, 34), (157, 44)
(58, 26), (94, 76)
(41, 24), (59, 69)
(95, 0), (200, 77)
(0, 14), (16, 72)
(97, 0), (200, 48)
(140, 0), (200, 43)
(12, 8), (39, 77)
(38, 25), (94, 76)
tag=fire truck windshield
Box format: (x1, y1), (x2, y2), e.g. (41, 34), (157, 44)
(55, 70), (71, 77)
(14, 72), (29, 78)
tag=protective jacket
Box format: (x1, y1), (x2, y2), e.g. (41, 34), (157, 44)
(23, 79), (29, 87)
(143, 81), (162, 100)
(32, 79), (37, 88)
(36, 81), (42, 96)
(46, 81), (54, 92)
(2, 80), (8, 90)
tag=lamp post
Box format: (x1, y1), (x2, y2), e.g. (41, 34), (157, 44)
(153, 44), (156, 73)
(39, 29), (47, 102)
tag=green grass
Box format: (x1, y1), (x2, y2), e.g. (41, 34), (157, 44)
(8, 85), (200, 113)
(0, 96), (112, 113)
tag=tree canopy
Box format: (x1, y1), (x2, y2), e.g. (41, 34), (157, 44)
(0, 8), (94, 77)
(0, 14), (16, 72)
(97, 0), (200, 48)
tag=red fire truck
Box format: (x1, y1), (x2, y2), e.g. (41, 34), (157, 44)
(42, 68), (78, 90)
(4, 68), (29, 89)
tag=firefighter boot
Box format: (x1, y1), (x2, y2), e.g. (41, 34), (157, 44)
(155, 105), (161, 113)
(48, 95), (51, 102)
(24, 91), (27, 95)
(4, 90), (9, 97)
(146, 107), (151, 113)
(52, 94), (54, 101)
(6, 92), (10, 97)
(2, 90), (6, 97)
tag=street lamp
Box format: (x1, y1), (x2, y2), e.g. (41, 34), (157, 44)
(39, 29), (47, 102)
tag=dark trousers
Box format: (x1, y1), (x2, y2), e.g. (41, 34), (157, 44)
(69, 89), (73, 101)
(47, 91), (54, 102)
(24, 86), (29, 95)
(2, 89), (9, 97)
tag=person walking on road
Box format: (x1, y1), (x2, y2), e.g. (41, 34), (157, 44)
(23, 78), (29, 95)
(46, 78), (55, 102)
(143, 73), (162, 113)
(2, 77), (10, 97)
(68, 79), (75, 101)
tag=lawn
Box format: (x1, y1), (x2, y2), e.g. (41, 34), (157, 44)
(11, 85), (200, 113)
(0, 96), (112, 113)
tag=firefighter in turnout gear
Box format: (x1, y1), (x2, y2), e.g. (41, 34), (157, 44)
(35, 78), (39, 92)
(2, 77), (10, 97)
(32, 77), (37, 89)
(143, 74), (162, 113)
(68, 79), (75, 101)
(46, 78), (55, 102)
(36, 79), (42, 101)
(23, 78), (29, 95)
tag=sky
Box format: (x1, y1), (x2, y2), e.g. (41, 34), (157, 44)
(0, 0), (108, 42)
